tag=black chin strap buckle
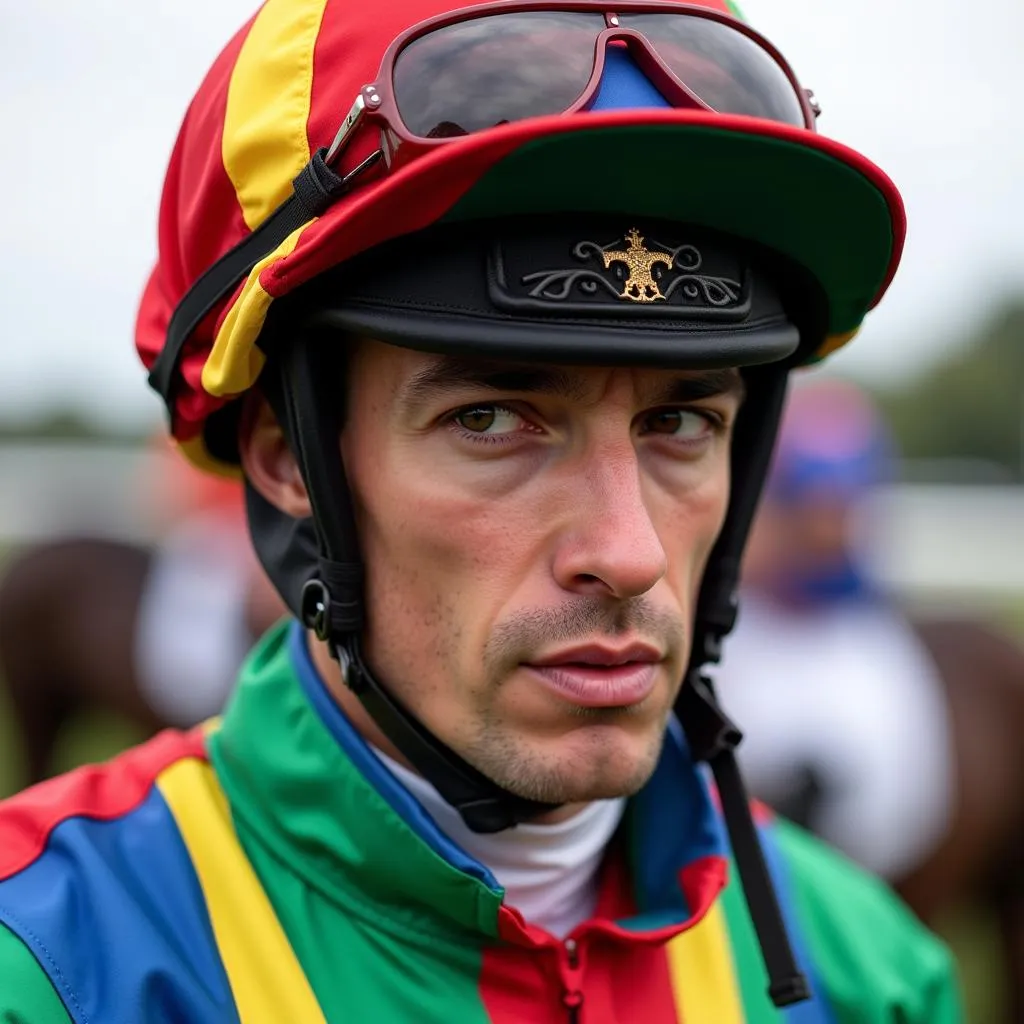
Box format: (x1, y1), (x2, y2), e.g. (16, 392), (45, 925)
(300, 578), (332, 642)
(679, 669), (743, 762)
(335, 636), (368, 697)
(301, 576), (370, 697)
(301, 561), (365, 643)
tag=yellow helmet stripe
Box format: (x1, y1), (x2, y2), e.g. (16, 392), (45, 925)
(201, 223), (310, 397)
(813, 328), (859, 361)
(223, 0), (330, 230)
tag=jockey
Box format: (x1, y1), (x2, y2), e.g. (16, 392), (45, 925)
(0, 2), (961, 1021)
(713, 378), (955, 882)
(740, 378), (896, 609)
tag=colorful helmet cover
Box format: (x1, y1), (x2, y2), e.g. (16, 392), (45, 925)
(135, 0), (905, 473)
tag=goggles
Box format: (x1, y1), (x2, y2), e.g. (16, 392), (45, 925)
(328, 1), (819, 172)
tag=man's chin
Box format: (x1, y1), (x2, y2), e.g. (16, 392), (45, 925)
(506, 767), (654, 807)
(480, 725), (666, 806)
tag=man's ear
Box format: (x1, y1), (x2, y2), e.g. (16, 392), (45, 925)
(237, 390), (312, 518)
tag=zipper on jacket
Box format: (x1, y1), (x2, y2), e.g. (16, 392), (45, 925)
(561, 938), (584, 1024)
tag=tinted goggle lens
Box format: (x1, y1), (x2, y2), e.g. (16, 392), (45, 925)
(393, 12), (604, 138)
(619, 14), (807, 126)
(391, 10), (807, 141)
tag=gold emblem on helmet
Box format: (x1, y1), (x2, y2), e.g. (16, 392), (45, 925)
(518, 228), (742, 310)
(601, 228), (673, 302)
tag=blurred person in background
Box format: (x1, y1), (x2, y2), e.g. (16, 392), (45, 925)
(0, 434), (284, 786)
(713, 377), (951, 881)
(714, 376), (1024, 1021)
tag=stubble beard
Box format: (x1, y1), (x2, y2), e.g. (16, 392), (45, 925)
(458, 596), (687, 804)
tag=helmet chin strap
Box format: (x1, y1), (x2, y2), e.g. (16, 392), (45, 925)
(311, 600), (561, 832)
(248, 330), (808, 1007)
(254, 328), (559, 832)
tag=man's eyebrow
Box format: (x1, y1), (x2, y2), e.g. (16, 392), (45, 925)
(400, 356), (746, 407)
(655, 368), (746, 405)
(401, 356), (588, 404)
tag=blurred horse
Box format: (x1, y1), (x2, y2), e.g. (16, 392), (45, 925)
(715, 377), (1024, 1022)
(0, 437), (284, 787)
(0, 537), (157, 784)
(900, 616), (1024, 1022)
(757, 613), (1024, 1020)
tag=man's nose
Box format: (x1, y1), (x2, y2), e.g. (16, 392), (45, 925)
(551, 446), (668, 600)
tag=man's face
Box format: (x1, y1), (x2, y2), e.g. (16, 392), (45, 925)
(340, 339), (743, 804)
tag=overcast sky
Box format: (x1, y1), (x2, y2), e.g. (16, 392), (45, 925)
(2, 0), (1021, 430)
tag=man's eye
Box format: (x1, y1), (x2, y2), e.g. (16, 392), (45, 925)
(642, 409), (713, 439)
(453, 405), (522, 435)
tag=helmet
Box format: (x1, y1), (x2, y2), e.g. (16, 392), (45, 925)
(135, 0), (905, 1006)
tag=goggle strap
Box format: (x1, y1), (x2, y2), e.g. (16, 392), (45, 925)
(148, 147), (381, 409)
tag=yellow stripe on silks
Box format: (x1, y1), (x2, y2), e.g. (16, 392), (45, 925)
(157, 758), (327, 1024)
(223, 0), (329, 229)
(666, 900), (746, 1023)
(201, 223), (308, 398)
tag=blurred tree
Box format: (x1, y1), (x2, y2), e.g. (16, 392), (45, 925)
(874, 299), (1024, 482)
(0, 410), (148, 444)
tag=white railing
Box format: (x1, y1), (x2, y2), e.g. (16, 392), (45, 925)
(0, 441), (153, 544)
(0, 443), (1022, 599)
(861, 485), (1024, 599)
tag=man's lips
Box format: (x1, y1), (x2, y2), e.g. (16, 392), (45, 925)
(527, 642), (663, 668)
(523, 643), (663, 708)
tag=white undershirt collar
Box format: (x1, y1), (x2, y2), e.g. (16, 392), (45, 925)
(373, 747), (627, 938)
